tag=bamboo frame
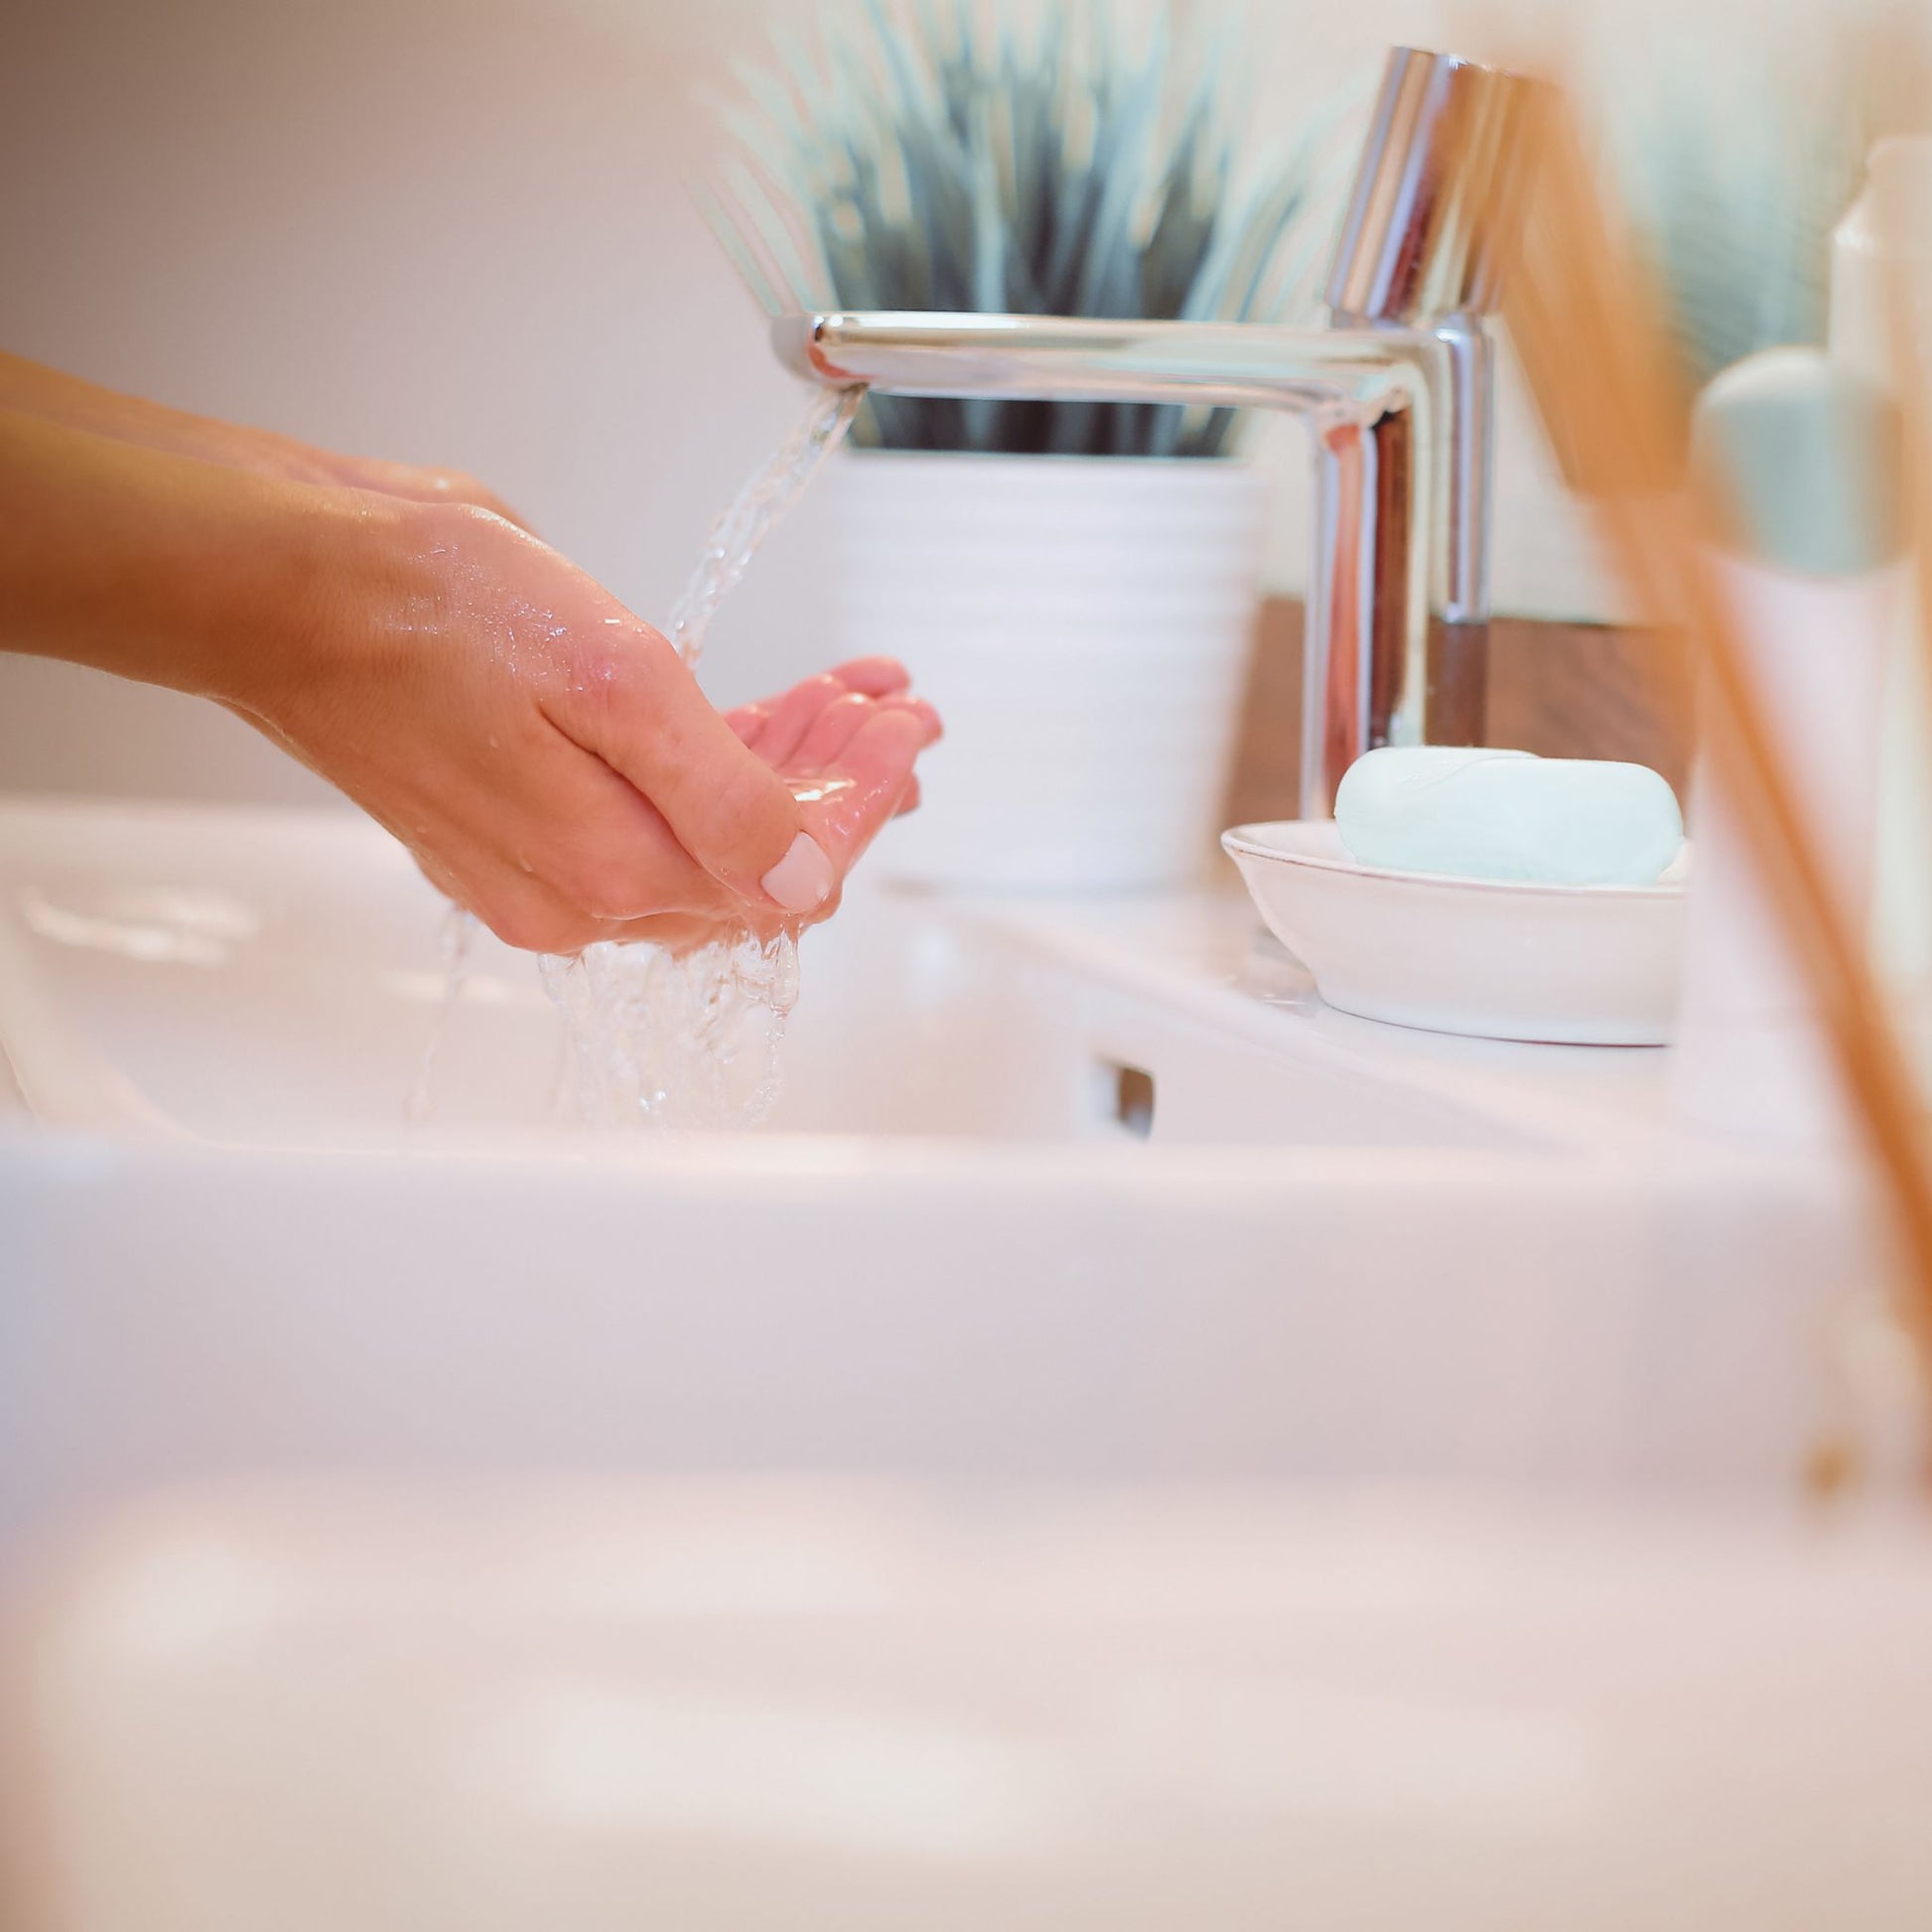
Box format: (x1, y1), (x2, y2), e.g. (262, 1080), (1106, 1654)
(1503, 82), (1932, 1359)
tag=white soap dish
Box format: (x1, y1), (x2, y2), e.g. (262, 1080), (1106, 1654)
(1222, 820), (1688, 1046)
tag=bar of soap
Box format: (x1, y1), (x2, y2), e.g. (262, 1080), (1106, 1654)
(1333, 747), (1685, 886)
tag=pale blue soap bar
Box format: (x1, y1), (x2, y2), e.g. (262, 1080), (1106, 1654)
(1334, 748), (1685, 886)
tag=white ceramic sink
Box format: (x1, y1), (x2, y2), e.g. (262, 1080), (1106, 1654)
(0, 799), (1889, 1542)
(10, 1476), (1932, 1931)
(0, 804), (1915, 1927)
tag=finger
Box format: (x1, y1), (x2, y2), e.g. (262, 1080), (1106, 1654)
(869, 694), (943, 743)
(431, 716), (740, 933)
(754, 673), (850, 766)
(803, 707), (929, 873)
(895, 774), (922, 817)
(827, 656), (911, 697)
(358, 457), (536, 534)
(725, 702), (769, 748)
(792, 689), (877, 772)
(455, 484), (533, 533)
(530, 740), (741, 924)
(551, 624), (829, 915)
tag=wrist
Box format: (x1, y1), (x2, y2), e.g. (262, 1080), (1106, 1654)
(191, 483), (413, 716)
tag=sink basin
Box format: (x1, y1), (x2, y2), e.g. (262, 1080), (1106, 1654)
(0, 799), (1885, 1545)
(0, 799), (1545, 1153)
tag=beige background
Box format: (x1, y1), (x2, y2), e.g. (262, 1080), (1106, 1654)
(0, 0), (1848, 805)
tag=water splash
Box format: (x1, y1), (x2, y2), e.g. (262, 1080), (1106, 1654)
(664, 386), (865, 669)
(537, 386), (862, 1130)
(540, 929), (801, 1131)
(405, 903), (477, 1125)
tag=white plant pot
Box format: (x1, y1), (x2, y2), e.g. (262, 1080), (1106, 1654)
(836, 450), (1268, 892)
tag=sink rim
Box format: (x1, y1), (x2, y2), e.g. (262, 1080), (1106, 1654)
(0, 796), (1841, 1188)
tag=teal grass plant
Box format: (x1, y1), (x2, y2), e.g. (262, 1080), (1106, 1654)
(702, 0), (1346, 458)
(1613, 53), (1870, 389)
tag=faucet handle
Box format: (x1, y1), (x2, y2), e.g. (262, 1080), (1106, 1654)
(1325, 47), (1538, 328)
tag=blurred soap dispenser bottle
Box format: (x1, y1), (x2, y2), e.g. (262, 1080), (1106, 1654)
(1672, 348), (1905, 1145)
(1832, 138), (1932, 990)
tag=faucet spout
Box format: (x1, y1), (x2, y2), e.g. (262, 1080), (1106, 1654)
(770, 49), (1536, 818)
(773, 313), (1415, 417)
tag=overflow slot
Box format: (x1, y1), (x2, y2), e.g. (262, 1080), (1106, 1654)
(1095, 1058), (1157, 1139)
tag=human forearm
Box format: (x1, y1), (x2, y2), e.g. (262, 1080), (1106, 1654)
(0, 407), (375, 701)
(0, 351), (527, 525)
(0, 351), (325, 481)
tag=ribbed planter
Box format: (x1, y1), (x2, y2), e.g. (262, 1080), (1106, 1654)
(836, 450), (1268, 892)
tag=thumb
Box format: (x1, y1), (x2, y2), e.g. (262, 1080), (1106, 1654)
(553, 620), (835, 915)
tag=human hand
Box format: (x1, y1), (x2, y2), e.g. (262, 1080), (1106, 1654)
(724, 654), (935, 825)
(1, 405), (931, 956)
(221, 498), (937, 955)
(269, 447), (531, 532)
(571, 661), (940, 954)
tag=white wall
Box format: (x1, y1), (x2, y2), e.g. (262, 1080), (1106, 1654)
(0, 0), (1851, 804)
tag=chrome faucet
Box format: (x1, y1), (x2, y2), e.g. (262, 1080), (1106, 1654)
(772, 47), (1535, 817)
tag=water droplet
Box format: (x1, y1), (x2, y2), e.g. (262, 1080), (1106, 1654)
(406, 904), (477, 1126)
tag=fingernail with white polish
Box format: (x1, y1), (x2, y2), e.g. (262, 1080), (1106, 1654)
(761, 832), (834, 911)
